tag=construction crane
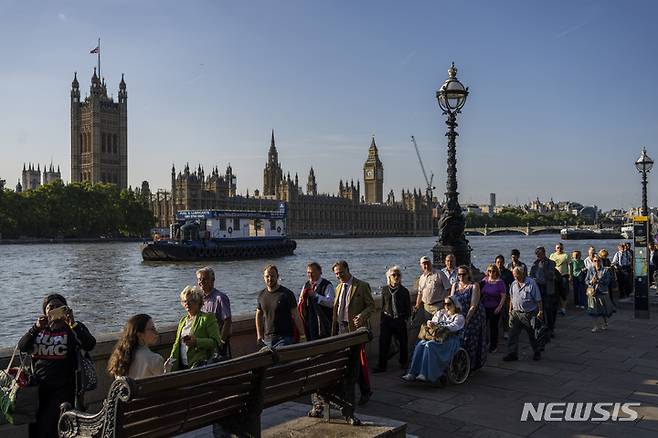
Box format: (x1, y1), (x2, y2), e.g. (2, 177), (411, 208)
(410, 135), (435, 200)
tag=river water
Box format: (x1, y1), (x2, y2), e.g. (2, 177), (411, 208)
(0, 235), (625, 348)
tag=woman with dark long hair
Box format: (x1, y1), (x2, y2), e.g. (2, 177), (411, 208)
(107, 314), (168, 379)
(18, 294), (96, 438)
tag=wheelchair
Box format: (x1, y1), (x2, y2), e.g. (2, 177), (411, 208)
(443, 331), (470, 385)
(405, 329), (470, 386)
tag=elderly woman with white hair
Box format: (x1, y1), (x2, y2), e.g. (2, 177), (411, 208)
(402, 295), (465, 383)
(168, 286), (221, 370)
(373, 266), (412, 373)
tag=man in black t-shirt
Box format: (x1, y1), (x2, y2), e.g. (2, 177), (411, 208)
(256, 264), (303, 348)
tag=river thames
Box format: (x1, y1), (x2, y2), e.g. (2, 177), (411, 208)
(0, 235), (625, 348)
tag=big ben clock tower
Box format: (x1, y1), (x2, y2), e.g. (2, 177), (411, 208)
(364, 136), (384, 203)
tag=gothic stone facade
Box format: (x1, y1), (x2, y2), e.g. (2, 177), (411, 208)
(70, 70), (128, 189)
(150, 133), (432, 237)
(16, 163), (62, 192)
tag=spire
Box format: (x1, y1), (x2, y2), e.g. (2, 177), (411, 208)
(92, 67), (98, 82)
(271, 129), (275, 150)
(23, 163), (26, 171)
(120, 73), (126, 90)
(71, 72), (79, 89)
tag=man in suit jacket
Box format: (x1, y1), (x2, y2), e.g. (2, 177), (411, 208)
(332, 260), (375, 405)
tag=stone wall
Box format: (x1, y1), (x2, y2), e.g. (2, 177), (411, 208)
(0, 293), (419, 437)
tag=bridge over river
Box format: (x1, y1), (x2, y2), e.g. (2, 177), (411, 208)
(464, 224), (570, 236)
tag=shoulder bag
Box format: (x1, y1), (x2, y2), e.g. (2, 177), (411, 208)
(0, 345), (39, 425)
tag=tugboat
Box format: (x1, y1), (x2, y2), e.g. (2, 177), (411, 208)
(141, 203), (297, 261)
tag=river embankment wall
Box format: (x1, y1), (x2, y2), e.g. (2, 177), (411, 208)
(0, 294), (418, 438)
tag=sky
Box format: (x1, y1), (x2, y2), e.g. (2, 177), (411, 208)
(1, 0), (657, 211)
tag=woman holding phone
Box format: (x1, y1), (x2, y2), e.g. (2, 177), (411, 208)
(18, 294), (96, 438)
(169, 286), (221, 370)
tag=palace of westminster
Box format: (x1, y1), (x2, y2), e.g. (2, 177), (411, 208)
(16, 69), (434, 238)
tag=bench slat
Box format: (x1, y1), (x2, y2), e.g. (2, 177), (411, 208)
(125, 375), (253, 411)
(265, 350), (347, 378)
(122, 395), (250, 436)
(131, 350), (272, 397)
(274, 329), (369, 362)
(263, 368), (346, 407)
(265, 358), (348, 387)
(123, 389), (251, 424)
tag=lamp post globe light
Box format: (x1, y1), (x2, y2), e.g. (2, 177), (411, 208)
(432, 62), (471, 268)
(635, 147), (653, 217)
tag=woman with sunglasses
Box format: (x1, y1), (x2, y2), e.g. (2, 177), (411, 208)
(480, 264), (507, 353)
(374, 266), (412, 373)
(451, 266), (488, 370)
(585, 256), (615, 332)
(107, 314), (172, 379)
(402, 296), (464, 383)
(169, 286), (221, 370)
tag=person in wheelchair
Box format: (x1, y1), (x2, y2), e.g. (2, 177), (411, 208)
(402, 295), (465, 383)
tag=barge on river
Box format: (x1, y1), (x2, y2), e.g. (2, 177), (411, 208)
(560, 227), (622, 241)
(141, 204), (296, 261)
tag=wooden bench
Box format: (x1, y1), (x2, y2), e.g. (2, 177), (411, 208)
(58, 328), (370, 438)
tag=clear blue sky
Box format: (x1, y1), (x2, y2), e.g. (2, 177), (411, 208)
(1, 0), (657, 210)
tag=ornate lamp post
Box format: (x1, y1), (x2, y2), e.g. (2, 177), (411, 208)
(635, 147), (653, 217)
(432, 62), (471, 267)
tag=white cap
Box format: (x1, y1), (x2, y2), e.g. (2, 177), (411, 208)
(419, 256), (431, 263)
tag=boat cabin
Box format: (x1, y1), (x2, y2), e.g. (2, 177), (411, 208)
(171, 204), (288, 241)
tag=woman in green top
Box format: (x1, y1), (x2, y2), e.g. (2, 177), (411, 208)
(169, 286), (221, 370)
(570, 251), (587, 309)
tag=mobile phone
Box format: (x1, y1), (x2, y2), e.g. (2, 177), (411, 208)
(47, 306), (68, 322)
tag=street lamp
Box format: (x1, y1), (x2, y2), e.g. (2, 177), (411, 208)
(635, 147), (653, 217)
(432, 62), (471, 267)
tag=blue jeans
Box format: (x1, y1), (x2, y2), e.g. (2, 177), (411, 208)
(263, 336), (294, 349)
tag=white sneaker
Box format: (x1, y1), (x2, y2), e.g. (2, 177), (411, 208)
(401, 374), (415, 382)
(591, 327), (601, 333)
(416, 374), (427, 382)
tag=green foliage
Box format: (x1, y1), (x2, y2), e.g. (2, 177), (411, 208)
(465, 208), (580, 228)
(0, 181), (155, 239)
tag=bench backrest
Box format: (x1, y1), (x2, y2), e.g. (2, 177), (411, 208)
(59, 329), (370, 438)
(116, 350), (272, 437)
(263, 328), (370, 408)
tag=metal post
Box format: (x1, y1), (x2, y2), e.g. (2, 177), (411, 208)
(641, 170), (648, 217)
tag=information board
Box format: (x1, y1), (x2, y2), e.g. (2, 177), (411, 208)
(633, 216), (650, 319)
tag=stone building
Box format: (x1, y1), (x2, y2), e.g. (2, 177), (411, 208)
(18, 163), (61, 192)
(70, 69), (128, 189)
(150, 133), (433, 237)
(21, 163), (41, 191)
(363, 136), (384, 203)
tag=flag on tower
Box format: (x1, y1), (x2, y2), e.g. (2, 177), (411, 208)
(90, 46), (100, 54)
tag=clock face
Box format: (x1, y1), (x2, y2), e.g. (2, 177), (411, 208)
(366, 169), (374, 179)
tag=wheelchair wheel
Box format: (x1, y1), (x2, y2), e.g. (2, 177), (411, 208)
(447, 347), (470, 384)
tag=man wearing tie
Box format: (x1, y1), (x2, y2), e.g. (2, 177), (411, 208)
(332, 260), (375, 406)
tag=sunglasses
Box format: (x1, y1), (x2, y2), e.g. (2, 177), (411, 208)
(457, 272), (468, 277)
(390, 273), (400, 277)
(443, 301), (453, 307)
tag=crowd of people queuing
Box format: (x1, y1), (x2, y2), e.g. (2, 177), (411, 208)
(19, 240), (640, 436)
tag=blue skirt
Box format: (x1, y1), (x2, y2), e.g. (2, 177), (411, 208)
(407, 336), (461, 383)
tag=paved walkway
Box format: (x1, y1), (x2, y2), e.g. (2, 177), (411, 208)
(183, 304), (658, 438)
(357, 304), (658, 437)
